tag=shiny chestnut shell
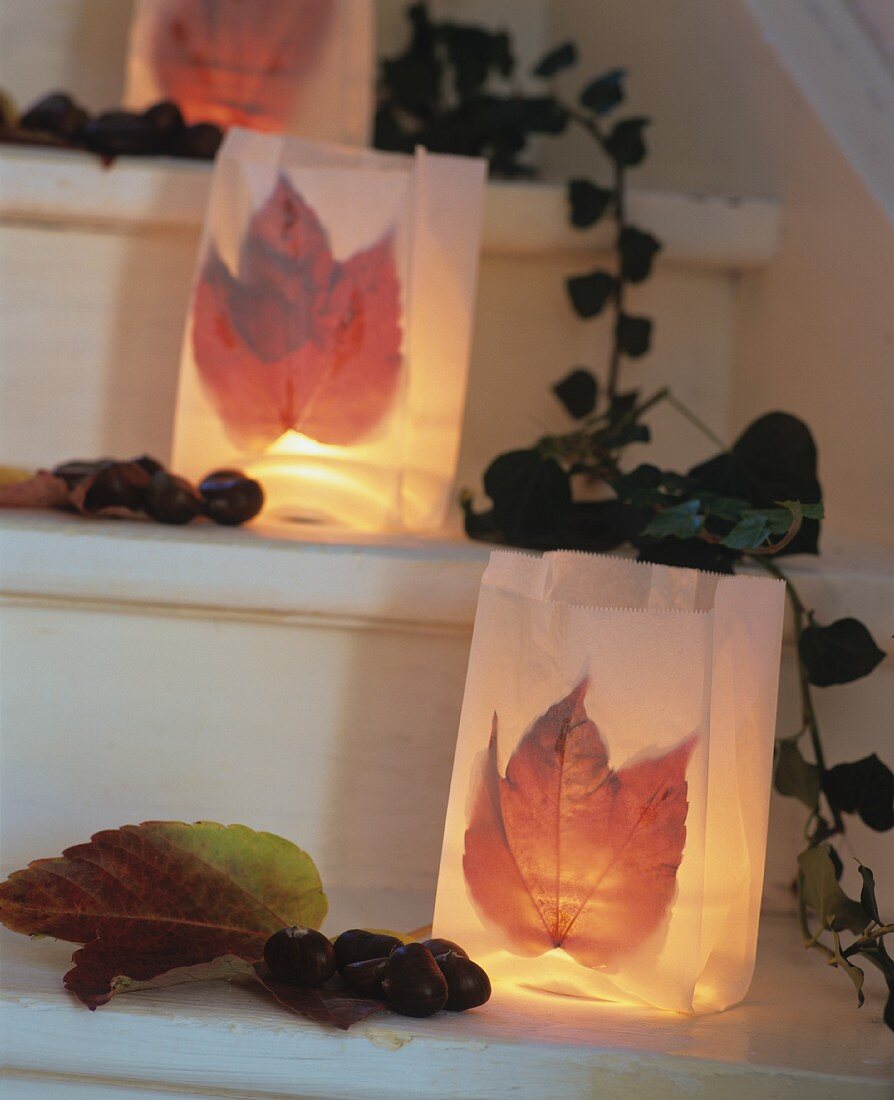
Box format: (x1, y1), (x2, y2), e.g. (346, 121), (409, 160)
(79, 460), (151, 512)
(263, 926), (336, 986)
(435, 951), (491, 1011)
(421, 937), (468, 959)
(144, 471), (202, 525)
(381, 943), (448, 1018)
(341, 956), (389, 998)
(199, 474), (264, 526)
(333, 929), (403, 974)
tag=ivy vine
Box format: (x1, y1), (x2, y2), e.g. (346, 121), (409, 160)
(380, 6), (893, 1032)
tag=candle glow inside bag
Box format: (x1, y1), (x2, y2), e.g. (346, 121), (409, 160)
(434, 550), (786, 1014)
(172, 128), (486, 530)
(125, 0), (373, 143)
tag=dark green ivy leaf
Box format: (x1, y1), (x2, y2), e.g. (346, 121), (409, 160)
(605, 117), (650, 166)
(799, 618), (885, 687)
(824, 755), (894, 832)
(556, 499), (649, 552)
(829, 936), (866, 1007)
(829, 844), (845, 881)
(798, 845), (867, 934)
(483, 448), (572, 542)
(722, 512), (771, 550)
(609, 463), (663, 507)
(381, 3), (442, 115)
(593, 420), (650, 450)
(859, 940), (894, 1032)
(568, 178), (614, 228)
(774, 738), (820, 809)
(689, 412), (822, 556)
(440, 24), (504, 96)
(616, 313), (652, 357)
(636, 536), (739, 574)
(619, 226), (662, 282)
(609, 390), (640, 421)
(579, 68), (626, 115)
(701, 494), (754, 521)
(752, 501), (824, 534)
(641, 498), (703, 540)
(553, 369), (597, 419)
(518, 96), (569, 135)
(858, 864), (882, 925)
(567, 270), (615, 318)
(532, 41), (577, 78)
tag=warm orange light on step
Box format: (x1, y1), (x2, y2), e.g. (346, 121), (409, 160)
(172, 129), (486, 531)
(434, 551), (786, 1015)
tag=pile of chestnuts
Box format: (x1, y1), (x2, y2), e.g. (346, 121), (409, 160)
(0, 90), (223, 161)
(52, 455), (264, 527)
(263, 925), (491, 1019)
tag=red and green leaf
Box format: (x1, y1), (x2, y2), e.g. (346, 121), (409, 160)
(0, 821), (326, 1008)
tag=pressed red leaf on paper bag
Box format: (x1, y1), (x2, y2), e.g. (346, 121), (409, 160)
(0, 821), (326, 1008)
(191, 175), (402, 450)
(463, 679), (696, 967)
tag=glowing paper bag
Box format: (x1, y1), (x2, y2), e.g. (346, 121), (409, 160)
(172, 128), (487, 530)
(124, 0), (373, 143)
(434, 550), (786, 1014)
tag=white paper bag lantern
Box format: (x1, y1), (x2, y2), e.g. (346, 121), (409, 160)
(172, 128), (487, 530)
(125, 0), (373, 144)
(434, 550), (786, 1014)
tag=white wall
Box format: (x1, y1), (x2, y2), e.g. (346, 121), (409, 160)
(541, 0), (894, 547)
(0, 0), (132, 113)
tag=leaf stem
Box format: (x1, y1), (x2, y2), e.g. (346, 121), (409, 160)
(843, 925), (894, 958)
(664, 391), (727, 451)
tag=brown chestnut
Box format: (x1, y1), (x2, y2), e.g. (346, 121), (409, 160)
(131, 454), (165, 478)
(381, 943), (448, 1018)
(435, 951), (491, 1011)
(263, 926), (336, 986)
(421, 937), (468, 959)
(201, 468), (246, 484)
(52, 458), (114, 488)
(199, 474), (264, 526)
(144, 471), (202, 525)
(333, 929), (403, 974)
(79, 460), (151, 512)
(341, 957), (389, 998)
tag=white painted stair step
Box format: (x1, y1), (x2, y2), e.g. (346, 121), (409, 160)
(1, 915), (891, 1099)
(1, 513), (891, 926)
(0, 145), (778, 489)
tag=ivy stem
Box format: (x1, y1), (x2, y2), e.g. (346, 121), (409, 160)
(749, 554), (844, 833)
(843, 925), (894, 957)
(664, 391), (727, 451)
(606, 158), (625, 401)
(557, 100), (625, 402)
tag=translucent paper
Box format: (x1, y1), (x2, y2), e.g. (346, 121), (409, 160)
(125, 0), (373, 143)
(434, 550), (786, 1014)
(172, 128), (486, 530)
